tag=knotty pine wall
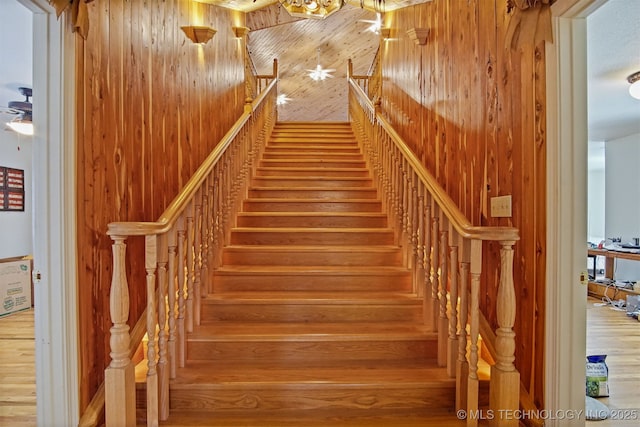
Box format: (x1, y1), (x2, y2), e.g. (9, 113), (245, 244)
(382, 2), (546, 408)
(75, 1), (246, 412)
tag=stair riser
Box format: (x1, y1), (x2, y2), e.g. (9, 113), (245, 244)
(265, 144), (361, 152)
(270, 134), (355, 140)
(242, 200), (382, 213)
(262, 152), (363, 160)
(187, 339), (435, 362)
(236, 214), (388, 228)
(166, 385), (455, 413)
(259, 160), (366, 168)
(222, 249), (401, 266)
(255, 168), (370, 178)
(212, 274), (411, 292)
(201, 304), (422, 323)
(229, 230), (395, 245)
(251, 178), (373, 187)
(247, 189), (378, 199)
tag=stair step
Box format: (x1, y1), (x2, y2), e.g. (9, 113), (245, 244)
(202, 291), (421, 322)
(262, 151), (364, 160)
(222, 244), (401, 265)
(255, 167), (370, 177)
(235, 212), (388, 228)
(229, 227), (395, 245)
(212, 266), (411, 292)
(259, 159), (366, 168)
(251, 176), (373, 187)
(247, 187), (378, 200)
(242, 198), (382, 213)
(145, 408), (467, 426)
(265, 143), (361, 152)
(187, 322), (436, 362)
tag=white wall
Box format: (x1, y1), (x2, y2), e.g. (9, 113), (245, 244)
(588, 140), (605, 244)
(0, 132), (33, 259)
(604, 132), (640, 281)
(0, 0), (33, 260)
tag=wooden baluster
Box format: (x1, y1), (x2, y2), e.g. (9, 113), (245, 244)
(401, 159), (410, 266)
(438, 228), (449, 367)
(193, 191), (203, 326)
(423, 202), (434, 329)
(200, 186), (210, 300)
(167, 230), (178, 379)
(415, 185), (425, 299)
(456, 260), (470, 411)
(185, 203), (195, 333)
(144, 235), (159, 427)
(467, 239), (482, 427)
(105, 235), (135, 427)
(431, 213), (440, 333)
(490, 240), (519, 427)
(447, 243), (459, 378)
(156, 234), (169, 420)
(176, 219), (186, 368)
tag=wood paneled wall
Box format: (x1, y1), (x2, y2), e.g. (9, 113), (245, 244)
(75, 0), (246, 413)
(381, 1), (547, 408)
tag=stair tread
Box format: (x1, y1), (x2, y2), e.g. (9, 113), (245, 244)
(215, 265), (408, 274)
(223, 244), (400, 251)
(204, 291), (420, 304)
(248, 186), (376, 191)
(151, 408), (465, 427)
(236, 212), (385, 217)
(189, 322), (434, 341)
(170, 362), (451, 387)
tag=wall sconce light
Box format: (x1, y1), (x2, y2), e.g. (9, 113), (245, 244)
(233, 26), (250, 38)
(406, 28), (429, 45)
(628, 71), (640, 100)
(380, 28), (391, 40)
(181, 25), (216, 44)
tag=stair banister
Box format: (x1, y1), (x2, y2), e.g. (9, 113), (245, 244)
(348, 76), (520, 427)
(105, 77), (277, 427)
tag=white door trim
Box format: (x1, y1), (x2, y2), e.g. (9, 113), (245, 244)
(20, 0), (80, 424)
(546, 0), (606, 425)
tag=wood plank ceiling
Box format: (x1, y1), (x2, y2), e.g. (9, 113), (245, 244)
(196, 0), (431, 121)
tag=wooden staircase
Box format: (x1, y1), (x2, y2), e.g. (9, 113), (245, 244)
(138, 122), (479, 426)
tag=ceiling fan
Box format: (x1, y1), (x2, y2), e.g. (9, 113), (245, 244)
(1, 87), (33, 136)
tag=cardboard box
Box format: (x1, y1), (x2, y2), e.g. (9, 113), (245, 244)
(0, 259), (32, 317)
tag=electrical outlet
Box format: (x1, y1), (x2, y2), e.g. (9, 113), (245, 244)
(490, 195), (512, 218)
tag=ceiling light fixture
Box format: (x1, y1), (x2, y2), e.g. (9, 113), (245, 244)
(279, 0), (346, 19)
(628, 71), (640, 100)
(307, 48), (335, 81)
(4, 87), (33, 136)
(276, 94), (292, 105)
(181, 25), (216, 44)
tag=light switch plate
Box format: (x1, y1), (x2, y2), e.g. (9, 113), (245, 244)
(490, 195), (512, 218)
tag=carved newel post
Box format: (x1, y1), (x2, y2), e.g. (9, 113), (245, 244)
(105, 236), (136, 427)
(490, 240), (519, 427)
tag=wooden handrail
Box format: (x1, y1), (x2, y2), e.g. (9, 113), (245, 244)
(107, 78), (277, 238)
(105, 72), (278, 427)
(348, 74), (520, 427)
(348, 78), (518, 242)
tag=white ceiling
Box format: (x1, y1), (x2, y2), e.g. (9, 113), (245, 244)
(1, 1), (638, 145)
(587, 0), (640, 142)
(0, 0), (32, 125)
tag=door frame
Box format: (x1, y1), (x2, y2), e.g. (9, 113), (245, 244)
(18, 0), (79, 424)
(546, 0), (607, 424)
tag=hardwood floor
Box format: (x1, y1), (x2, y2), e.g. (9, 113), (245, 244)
(0, 282), (637, 426)
(0, 308), (36, 427)
(586, 296), (640, 426)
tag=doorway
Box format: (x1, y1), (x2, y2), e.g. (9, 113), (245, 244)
(16, 0), (79, 425)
